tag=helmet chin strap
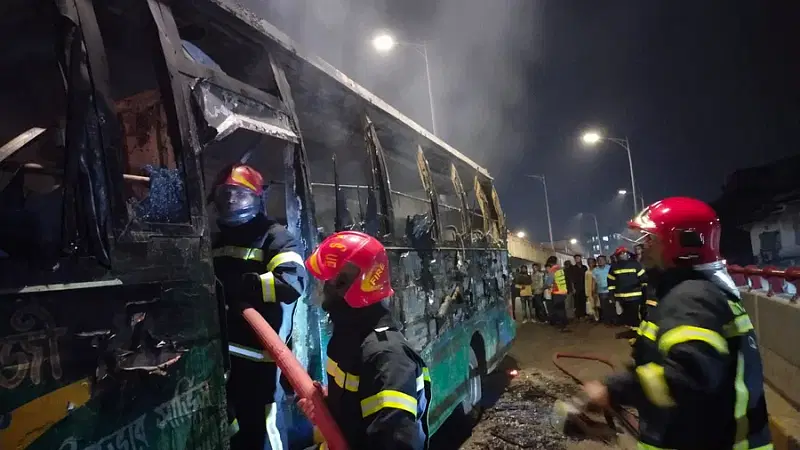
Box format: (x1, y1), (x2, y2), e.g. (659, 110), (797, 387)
(694, 260), (741, 300)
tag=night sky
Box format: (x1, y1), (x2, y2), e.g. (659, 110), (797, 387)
(246, 0), (800, 243)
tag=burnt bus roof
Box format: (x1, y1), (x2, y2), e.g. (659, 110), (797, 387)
(173, 0), (493, 181)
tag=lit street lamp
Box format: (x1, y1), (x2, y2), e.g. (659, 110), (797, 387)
(515, 231), (526, 239)
(569, 238), (578, 245)
(581, 130), (639, 214)
(617, 189), (627, 195)
(525, 174), (554, 251)
(372, 32), (438, 136)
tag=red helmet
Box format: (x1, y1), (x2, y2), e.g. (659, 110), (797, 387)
(212, 164), (265, 226)
(219, 164), (264, 195)
(613, 246), (628, 256)
(305, 231), (394, 308)
(628, 197), (721, 265)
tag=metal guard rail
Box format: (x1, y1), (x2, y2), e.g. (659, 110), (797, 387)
(727, 264), (800, 303)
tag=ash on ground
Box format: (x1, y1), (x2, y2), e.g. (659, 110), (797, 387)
(461, 368), (594, 450)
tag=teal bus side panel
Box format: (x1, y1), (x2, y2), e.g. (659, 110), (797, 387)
(0, 281), (229, 450)
(386, 246), (513, 434)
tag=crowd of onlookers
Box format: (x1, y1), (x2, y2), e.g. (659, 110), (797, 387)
(512, 244), (649, 333)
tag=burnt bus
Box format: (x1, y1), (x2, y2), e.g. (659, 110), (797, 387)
(0, 0), (514, 448)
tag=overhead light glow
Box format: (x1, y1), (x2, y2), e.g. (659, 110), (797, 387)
(581, 131), (602, 145)
(372, 33), (396, 52)
(618, 189), (627, 195)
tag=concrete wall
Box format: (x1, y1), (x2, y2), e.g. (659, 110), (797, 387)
(507, 235), (571, 265)
(741, 289), (800, 408)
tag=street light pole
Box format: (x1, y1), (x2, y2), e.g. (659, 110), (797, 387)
(608, 137), (638, 214)
(581, 131), (639, 215)
(420, 43), (437, 136)
(372, 33), (438, 136)
(585, 213), (601, 255)
(526, 174), (554, 251)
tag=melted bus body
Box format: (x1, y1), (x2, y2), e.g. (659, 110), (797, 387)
(0, 1), (514, 448)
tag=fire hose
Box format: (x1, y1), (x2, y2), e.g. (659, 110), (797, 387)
(241, 307), (349, 450)
(552, 352), (640, 438)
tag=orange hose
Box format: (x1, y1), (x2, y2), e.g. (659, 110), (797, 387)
(241, 307), (349, 450)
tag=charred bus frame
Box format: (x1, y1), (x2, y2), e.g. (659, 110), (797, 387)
(0, 0), (513, 447)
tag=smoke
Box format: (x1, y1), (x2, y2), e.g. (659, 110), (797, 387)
(237, 0), (543, 177)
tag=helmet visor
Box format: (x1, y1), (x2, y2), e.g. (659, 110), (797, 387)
(214, 185), (260, 225)
(323, 261), (361, 299)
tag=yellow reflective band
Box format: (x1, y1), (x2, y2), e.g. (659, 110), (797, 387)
(361, 390), (418, 418)
(729, 300), (747, 316)
(267, 251), (305, 272)
(313, 426), (324, 444)
(637, 321), (659, 341)
(608, 285), (617, 290)
(229, 343), (273, 362)
(658, 326), (729, 355)
(641, 282), (648, 287)
(637, 443), (668, 450)
(326, 358), (359, 392)
(228, 418), (239, 437)
(213, 246), (264, 262)
(416, 367), (431, 391)
(636, 362), (676, 408)
(613, 268), (638, 274)
(645, 299), (658, 307)
(733, 351), (749, 445)
(260, 272), (277, 303)
(724, 314), (754, 338)
(345, 374), (360, 392)
(607, 274), (616, 280)
(614, 291), (643, 298)
(637, 269), (646, 277)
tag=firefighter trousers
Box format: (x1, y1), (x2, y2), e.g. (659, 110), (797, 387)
(618, 298), (642, 327)
(227, 357), (288, 450)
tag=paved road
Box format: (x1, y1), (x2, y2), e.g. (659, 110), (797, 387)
(442, 319), (800, 449)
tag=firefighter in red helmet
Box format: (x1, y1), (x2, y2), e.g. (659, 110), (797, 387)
(211, 164), (306, 450)
(583, 197), (772, 449)
(607, 245), (647, 332)
(297, 231), (432, 450)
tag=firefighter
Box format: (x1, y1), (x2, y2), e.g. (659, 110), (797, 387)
(607, 246), (647, 331)
(211, 164), (306, 450)
(298, 231), (432, 450)
(583, 197), (772, 449)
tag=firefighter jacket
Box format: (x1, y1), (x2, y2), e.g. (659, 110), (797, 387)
(212, 214), (306, 365)
(322, 304), (432, 450)
(605, 268), (771, 449)
(642, 268), (660, 316)
(607, 260), (647, 302)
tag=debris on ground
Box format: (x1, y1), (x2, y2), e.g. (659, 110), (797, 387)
(462, 368), (628, 450)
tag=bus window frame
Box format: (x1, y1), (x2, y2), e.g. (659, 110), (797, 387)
(363, 115), (394, 240)
(102, 0), (208, 240)
(415, 146), (442, 241)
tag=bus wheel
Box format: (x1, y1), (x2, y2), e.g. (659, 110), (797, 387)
(462, 345), (484, 424)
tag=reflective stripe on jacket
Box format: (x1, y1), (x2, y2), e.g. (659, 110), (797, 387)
(324, 311), (431, 450)
(607, 260), (647, 301)
(605, 269), (771, 449)
(212, 216), (306, 364)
